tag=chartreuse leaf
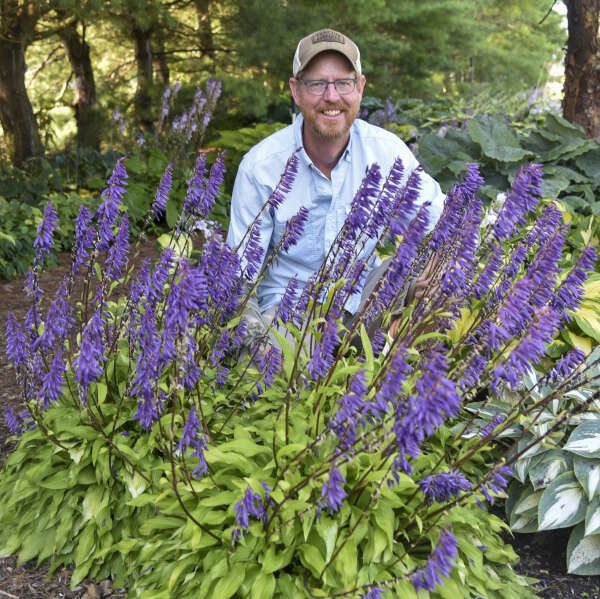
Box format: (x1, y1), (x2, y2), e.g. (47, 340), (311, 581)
(298, 543), (325, 578)
(261, 544), (294, 574)
(270, 326), (295, 380)
(538, 472), (587, 530)
(574, 455), (600, 499)
(251, 571), (276, 599)
(210, 562), (245, 599)
(359, 324), (374, 376)
(570, 301), (600, 342)
(564, 421), (600, 458)
(567, 523), (600, 575)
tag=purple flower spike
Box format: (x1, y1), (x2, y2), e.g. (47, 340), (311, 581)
(183, 154), (208, 217)
(268, 152), (300, 212)
(307, 318), (338, 380)
(73, 205), (95, 274)
(74, 310), (106, 401)
(320, 467), (347, 514)
(97, 158), (128, 251)
(418, 470), (471, 503)
(39, 350), (66, 409)
(478, 466), (511, 505)
(5, 312), (29, 368)
(551, 245), (597, 317)
(548, 348), (585, 383)
(345, 164), (382, 242)
(34, 201), (59, 263)
(197, 151), (226, 218)
(105, 214), (130, 281)
(280, 206), (309, 252)
(234, 485), (268, 537)
(412, 528), (458, 592)
(3, 407), (35, 436)
(152, 163), (173, 220)
(276, 276), (299, 324)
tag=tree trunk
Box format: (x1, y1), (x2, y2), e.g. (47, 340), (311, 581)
(562, 0), (600, 139)
(153, 34), (169, 88)
(58, 20), (100, 150)
(0, 4), (44, 168)
(132, 24), (155, 132)
(194, 0), (215, 64)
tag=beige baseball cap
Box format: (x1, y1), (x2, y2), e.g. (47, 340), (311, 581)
(292, 29), (362, 77)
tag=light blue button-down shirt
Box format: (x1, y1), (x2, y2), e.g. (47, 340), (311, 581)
(226, 114), (445, 314)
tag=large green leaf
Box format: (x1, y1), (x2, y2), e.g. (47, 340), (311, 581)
(567, 523), (600, 575)
(564, 421), (600, 458)
(538, 472), (587, 530)
(210, 562), (245, 599)
(467, 116), (532, 163)
(528, 450), (573, 491)
(585, 496), (600, 536)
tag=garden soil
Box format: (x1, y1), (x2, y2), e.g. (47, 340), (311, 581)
(0, 240), (599, 599)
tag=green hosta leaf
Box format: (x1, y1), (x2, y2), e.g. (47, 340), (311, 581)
(261, 544), (294, 574)
(210, 562), (245, 599)
(538, 472), (587, 531)
(574, 456), (600, 500)
(567, 523), (600, 575)
(126, 471), (148, 499)
(570, 301), (600, 343)
(251, 571), (276, 599)
(528, 450), (573, 491)
(585, 496), (600, 536)
(564, 421), (600, 458)
(298, 543), (325, 578)
(334, 538), (357, 587)
(316, 516), (338, 562)
(467, 116), (532, 163)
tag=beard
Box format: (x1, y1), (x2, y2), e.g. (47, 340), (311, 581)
(302, 101), (360, 141)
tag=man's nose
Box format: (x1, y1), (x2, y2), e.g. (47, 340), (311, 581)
(322, 81), (341, 102)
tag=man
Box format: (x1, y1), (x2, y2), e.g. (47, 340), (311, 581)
(226, 29), (445, 353)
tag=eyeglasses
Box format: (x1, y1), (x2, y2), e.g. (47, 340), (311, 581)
(299, 78), (358, 96)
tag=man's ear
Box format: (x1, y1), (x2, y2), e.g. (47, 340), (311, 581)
(357, 74), (366, 97)
(289, 77), (301, 106)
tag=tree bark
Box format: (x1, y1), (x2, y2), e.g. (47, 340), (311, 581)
(194, 0), (215, 64)
(0, 3), (44, 167)
(132, 24), (155, 132)
(562, 0), (600, 139)
(153, 33), (169, 88)
(58, 20), (101, 150)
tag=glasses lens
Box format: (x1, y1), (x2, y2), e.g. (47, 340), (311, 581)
(334, 79), (355, 94)
(306, 81), (327, 95)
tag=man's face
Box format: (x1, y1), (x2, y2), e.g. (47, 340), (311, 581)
(289, 51), (366, 142)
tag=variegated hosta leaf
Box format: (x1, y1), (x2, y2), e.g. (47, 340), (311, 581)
(522, 367), (542, 401)
(564, 420), (600, 458)
(569, 412), (600, 427)
(567, 523), (600, 575)
(509, 436), (551, 484)
(538, 472), (587, 531)
(565, 388), (596, 403)
(585, 496), (600, 536)
(574, 455), (600, 500)
(508, 485), (541, 533)
(528, 450), (573, 491)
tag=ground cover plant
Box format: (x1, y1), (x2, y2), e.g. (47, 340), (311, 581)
(1, 125), (599, 598)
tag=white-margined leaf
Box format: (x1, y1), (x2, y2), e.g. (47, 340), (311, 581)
(510, 512), (539, 533)
(567, 523), (600, 575)
(565, 388), (595, 403)
(564, 421), (600, 458)
(528, 450), (573, 491)
(538, 472), (587, 531)
(585, 496), (600, 536)
(574, 455), (600, 500)
(508, 486), (541, 533)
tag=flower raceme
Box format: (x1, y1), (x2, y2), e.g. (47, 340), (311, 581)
(4, 148), (599, 599)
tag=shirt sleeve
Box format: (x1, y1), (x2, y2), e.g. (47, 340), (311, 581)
(226, 160), (275, 279)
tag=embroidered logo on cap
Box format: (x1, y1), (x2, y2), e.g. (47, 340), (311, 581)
(311, 30), (345, 45)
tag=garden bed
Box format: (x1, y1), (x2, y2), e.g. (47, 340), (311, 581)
(0, 242), (598, 599)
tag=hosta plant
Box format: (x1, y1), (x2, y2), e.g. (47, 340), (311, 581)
(0, 139), (598, 599)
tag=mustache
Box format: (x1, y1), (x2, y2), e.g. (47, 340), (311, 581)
(318, 103), (346, 111)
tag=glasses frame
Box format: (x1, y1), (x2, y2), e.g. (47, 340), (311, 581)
(299, 77), (358, 96)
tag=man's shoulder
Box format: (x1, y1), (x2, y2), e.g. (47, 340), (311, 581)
(353, 118), (407, 147)
(240, 123), (297, 172)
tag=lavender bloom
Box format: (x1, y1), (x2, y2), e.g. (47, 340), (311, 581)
(551, 245), (597, 318)
(280, 206), (309, 253)
(548, 348), (585, 383)
(368, 348), (411, 420)
(344, 164), (382, 243)
(134, 394), (164, 431)
(412, 528), (458, 592)
(275, 276), (299, 324)
(34, 201), (58, 263)
(477, 412), (507, 438)
(242, 221), (265, 280)
(3, 407), (35, 436)
(268, 152), (300, 212)
(234, 485), (268, 535)
(147, 247), (175, 307)
(493, 164), (543, 243)
(183, 154), (208, 217)
(371, 328), (387, 355)
(472, 243), (502, 299)
(104, 214), (129, 281)
(181, 336), (202, 390)
(72, 205), (95, 274)
(256, 346), (282, 393)
(330, 370), (367, 452)
(152, 163), (173, 220)
(361, 588), (385, 599)
(479, 466), (511, 504)
(190, 434), (208, 478)
(418, 470), (471, 503)
(307, 318), (338, 380)
(197, 152), (226, 218)
(97, 158), (128, 252)
(320, 467), (347, 514)
(5, 312), (29, 367)
(494, 306), (560, 388)
(389, 168), (423, 238)
(178, 405), (201, 452)
(39, 350), (65, 409)
(74, 310), (106, 401)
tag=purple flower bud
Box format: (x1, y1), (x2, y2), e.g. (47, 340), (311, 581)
(320, 467), (347, 514)
(5, 312), (29, 368)
(412, 528), (458, 592)
(74, 310), (106, 401)
(307, 318), (338, 380)
(97, 158), (128, 252)
(280, 206), (309, 252)
(39, 350), (65, 409)
(34, 201), (58, 263)
(418, 470), (471, 503)
(105, 214), (129, 281)
(234, 485), (268, 536)
(152, 163), (173, 220)
(268, 153), (300, 212)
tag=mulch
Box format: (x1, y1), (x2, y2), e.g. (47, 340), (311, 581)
(0, 241), (599, 598)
